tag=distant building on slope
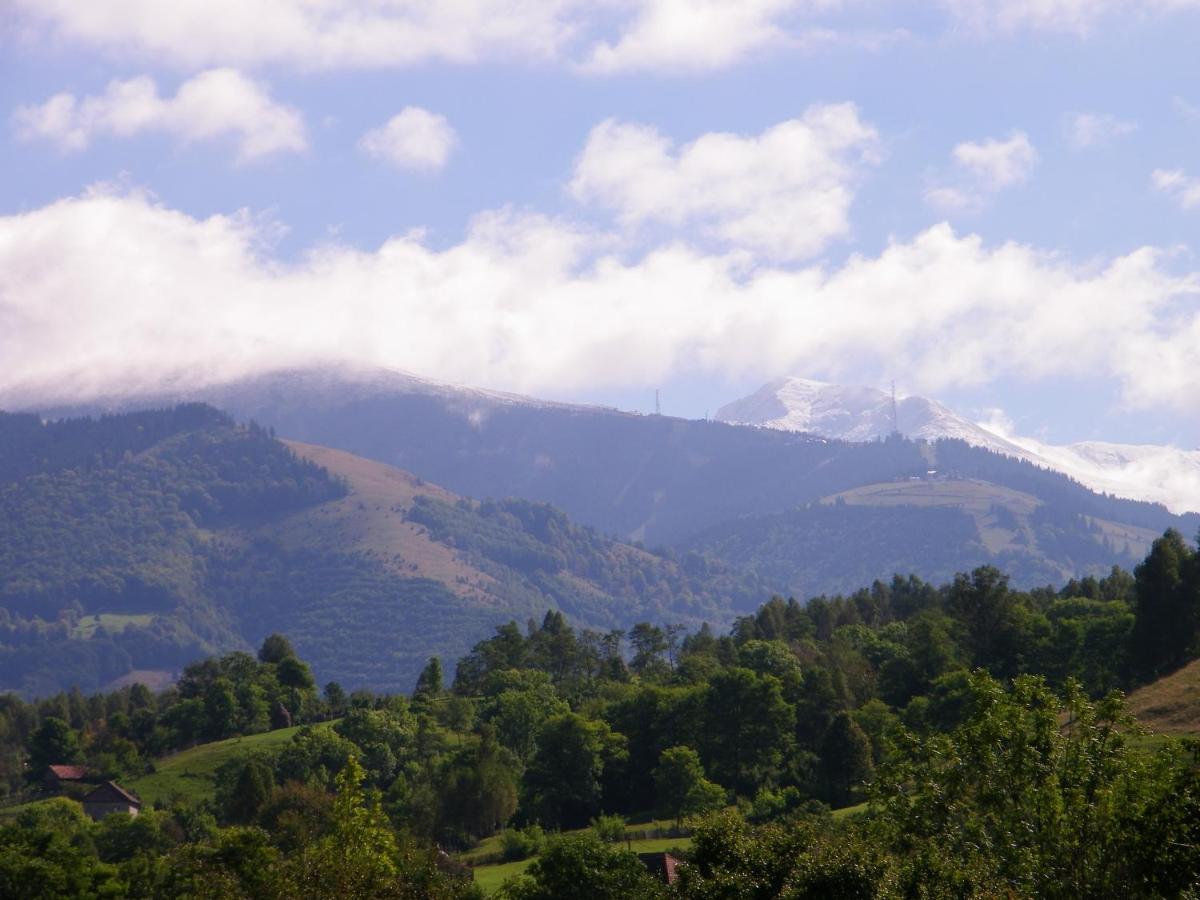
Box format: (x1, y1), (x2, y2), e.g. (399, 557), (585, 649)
(82, 781), (142, 820)
(43, 764), (91, 792)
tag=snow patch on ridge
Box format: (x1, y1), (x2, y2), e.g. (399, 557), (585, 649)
(716, 377), (1200, 514)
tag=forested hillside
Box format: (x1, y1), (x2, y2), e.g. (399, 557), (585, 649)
(64, 366), (1193, 587)
(5, 532), (1200, 897)
(0, 407), (761, 696)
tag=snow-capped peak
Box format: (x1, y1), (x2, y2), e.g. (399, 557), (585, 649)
(716, 377), (1028, 456)
(716, 377), (1200, 514)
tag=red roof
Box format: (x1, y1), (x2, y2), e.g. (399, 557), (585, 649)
(638, 852), (682, 885)
(83, 781), (141, 807)
(47, 765), (89, 781)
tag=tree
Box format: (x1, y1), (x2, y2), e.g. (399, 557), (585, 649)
(276, 656), (315, 692)
(700, 668), (794, 795)
(412, 657), (444, 714)
(501, 834), (664, 900)
(653, 745), (725, 826)
(871, 671), (1200, 897)
(629, 623), (670, 679)
(945, 566), (1027, 677)
(1130, 529), (1199, 679)
(437, 728), (519, 841)
(479, 672), (569, 764)
(28, 717), (80, 779)
(214, 755), (275, 824)
(323, 681), (348, 717)
(203, 677), (238, 741)
(524, 713), (627, 829)
(817, 712), (874, 806)
(258, 634), (296, 665)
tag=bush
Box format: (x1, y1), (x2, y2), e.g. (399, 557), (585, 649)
(589, 813), (625, 843)
(500, 824), (546, 861)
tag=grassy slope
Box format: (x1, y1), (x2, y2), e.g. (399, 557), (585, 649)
(127, 722), (334, 806)
(827, 478), (1158, 561)
(261, 441), (498, 604)
(1127, 658), (1200, 736)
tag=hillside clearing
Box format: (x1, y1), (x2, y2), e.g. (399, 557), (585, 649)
(1127, 659), (1200, 735)
(127, 722), (334, 806)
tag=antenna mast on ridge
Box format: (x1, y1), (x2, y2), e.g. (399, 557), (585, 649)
(655, 389), (661, 416)
(890, 380), (899, 436)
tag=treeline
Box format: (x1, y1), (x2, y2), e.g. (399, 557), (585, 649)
(7, 531), (1200, 895)
(0, 404), (769, 696)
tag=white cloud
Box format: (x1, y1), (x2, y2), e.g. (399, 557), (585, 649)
(1065, 112), (1137, 149)
(8, 0), (581, 70)
(1, 187), (1198, 416)
(359, 108), (456, 172)
(9, 0), (1200, 72)
(7, 0), (877, 75)
(12, 69), (306, 162)
(583, 0), (818, 74)
(568, 104), (879, 260)
(1174, 96), (1200, 122)
(942, 0), (1200, 34)
(1152, 169), (1200, 210)
(926, 131), (1037, 212)
(952, 132), (1037, 189)
(942, 0), (1121, 33)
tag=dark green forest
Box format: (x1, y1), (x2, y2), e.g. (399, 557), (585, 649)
(4, 528), (1200, 897)
(0, 407), (764, 695)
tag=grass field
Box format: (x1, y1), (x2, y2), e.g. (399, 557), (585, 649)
(832, 801), (868, 821)
(127, 722), (334, 806)
(463, 801), (873, 892)
(1127, 658), (1200, 736)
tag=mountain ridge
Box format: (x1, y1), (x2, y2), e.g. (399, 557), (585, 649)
(717, 376), (1200, 514)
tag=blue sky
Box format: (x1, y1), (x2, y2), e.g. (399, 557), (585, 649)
(2, 1), (1199, 448)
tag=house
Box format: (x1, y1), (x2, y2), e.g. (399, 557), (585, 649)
(638, 852), (682, 885)
(43, 764), (90, 792)
(82, 781), (141, 820)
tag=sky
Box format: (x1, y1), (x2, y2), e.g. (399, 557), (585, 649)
(2, 0), (1199, 449)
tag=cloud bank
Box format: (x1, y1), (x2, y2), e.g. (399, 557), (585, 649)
(13, 68), (306, 162)
(1, 187), (1197, 413)
(15, 0), (1198, 75)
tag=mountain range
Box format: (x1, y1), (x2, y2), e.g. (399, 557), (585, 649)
(716, 376), (1200, 515)
(7, 364), (1198, 696)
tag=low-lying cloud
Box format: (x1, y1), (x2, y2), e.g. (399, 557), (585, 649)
(1, 186), (1197, 413)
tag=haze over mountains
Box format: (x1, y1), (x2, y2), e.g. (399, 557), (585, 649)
(717, 376), (1200, 516)
(28, 365), (1196, 570)
(6, 364), (1200, 694)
